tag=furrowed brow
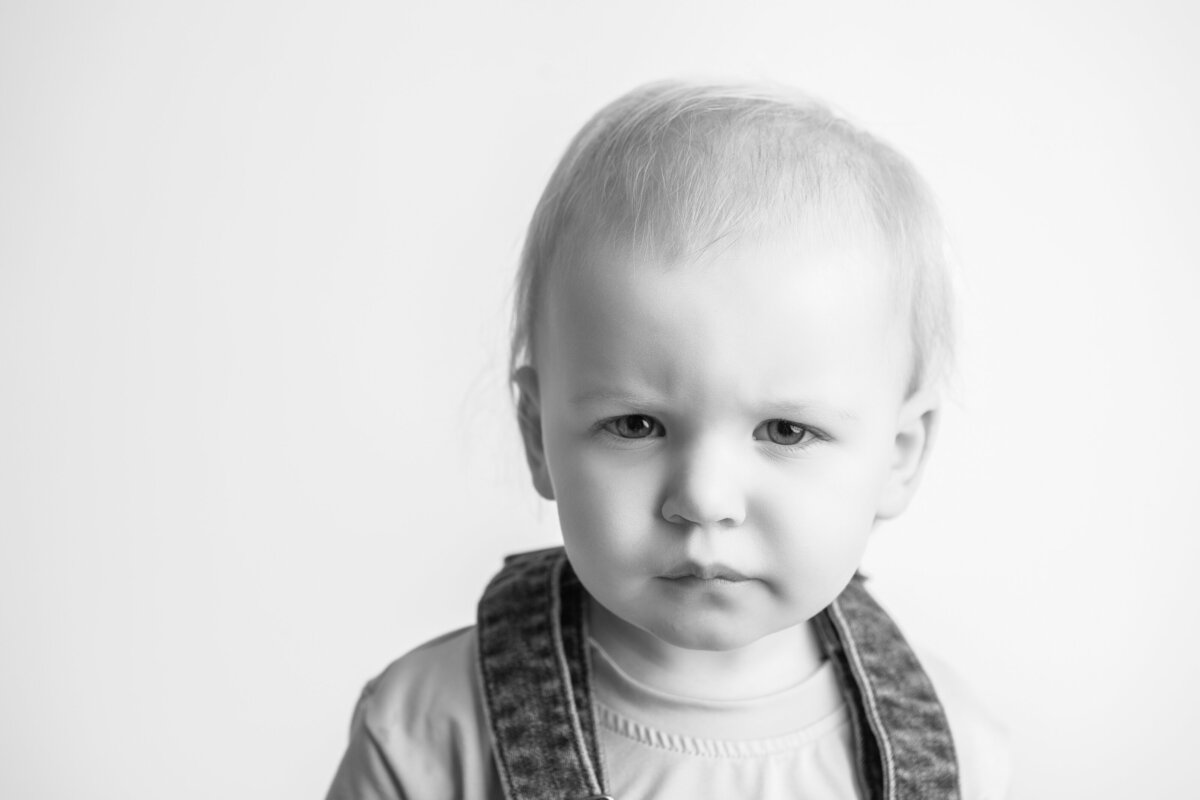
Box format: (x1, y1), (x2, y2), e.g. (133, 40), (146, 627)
(570, 388), (659, 407)
(762, 400), (859, 423)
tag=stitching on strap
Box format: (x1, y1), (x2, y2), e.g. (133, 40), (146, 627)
(475, 589), (517, 800)
(549, 554), (604, 796)
(830, 596), (897, 800)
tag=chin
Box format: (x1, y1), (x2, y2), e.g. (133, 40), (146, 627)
(649, 617), (763, 652)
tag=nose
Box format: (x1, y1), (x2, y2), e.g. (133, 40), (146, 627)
(660, 441), (747, 527)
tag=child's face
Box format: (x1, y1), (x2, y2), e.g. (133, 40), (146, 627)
(518, 231), (937, 652)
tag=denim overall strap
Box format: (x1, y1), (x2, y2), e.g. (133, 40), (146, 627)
(476, 547), (610, 800)
(479, 549), (957, 800)
(812, 574), (961, 800)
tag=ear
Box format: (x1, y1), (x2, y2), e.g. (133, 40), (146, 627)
(875, 388), (940, 520)
(514, 366), (555, 501)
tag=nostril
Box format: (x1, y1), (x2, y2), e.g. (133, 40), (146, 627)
(660, 447), (747, 527)
(661, 490), (745, 528)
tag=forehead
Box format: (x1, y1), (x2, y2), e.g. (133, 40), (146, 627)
(537, 232), (912, 406)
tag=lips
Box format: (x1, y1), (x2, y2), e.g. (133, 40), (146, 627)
(661, 562), (750, 582)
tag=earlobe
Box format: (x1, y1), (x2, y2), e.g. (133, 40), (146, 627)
(876, 390), (940, 520)
(514, 366), (555, 501)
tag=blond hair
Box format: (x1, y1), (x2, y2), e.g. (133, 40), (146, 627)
(511, 80), (954, 394)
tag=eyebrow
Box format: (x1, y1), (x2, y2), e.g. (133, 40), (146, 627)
(570, 388), (661, 407)
(762, 400), (859, 423)
(570, 389), (858, 422)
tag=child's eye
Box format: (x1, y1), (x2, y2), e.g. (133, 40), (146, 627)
(755, 419), (817, 446)
(600, 414), (664, 439)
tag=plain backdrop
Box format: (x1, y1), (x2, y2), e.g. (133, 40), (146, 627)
(2, 1), (1198, 797)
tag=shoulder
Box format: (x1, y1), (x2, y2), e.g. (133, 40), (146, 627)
(919, 650), (1012, 800)
(327, 626), (500, 800)
(357, 625), (482, 738)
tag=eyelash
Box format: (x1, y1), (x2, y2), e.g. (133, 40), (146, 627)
(755, 419), (822, 447)
(595, 415), (825, 448)
(597, 414), (664, 440)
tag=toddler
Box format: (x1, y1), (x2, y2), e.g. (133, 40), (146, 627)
(327, 80), (1008, 800)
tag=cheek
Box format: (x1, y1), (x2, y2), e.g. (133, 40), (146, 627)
(553, 455), (670, 608)
(754, 457), (886, 594)
(759, 492), (872, 571)
(545, 438), (661, 558)
(758, 449), (886, 529)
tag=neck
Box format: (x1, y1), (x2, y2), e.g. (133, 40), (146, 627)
(587, 600), (826, 701)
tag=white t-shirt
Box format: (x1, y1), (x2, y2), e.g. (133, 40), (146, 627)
(326, 626), (1010, 800)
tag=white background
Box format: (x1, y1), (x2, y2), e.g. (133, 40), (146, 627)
(2, 1), (1197, 797)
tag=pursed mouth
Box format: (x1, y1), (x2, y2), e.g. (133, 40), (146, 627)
(660, 564), (751, 582)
